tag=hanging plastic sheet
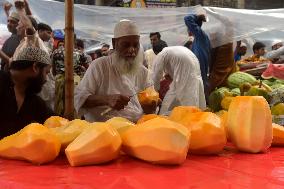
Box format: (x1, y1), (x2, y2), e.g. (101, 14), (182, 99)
(1, 147), (284, 188)
(1, 0), (284, 49)
(2, 0), (284, 49)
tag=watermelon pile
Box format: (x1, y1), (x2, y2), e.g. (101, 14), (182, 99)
(208, 71), (284, 112)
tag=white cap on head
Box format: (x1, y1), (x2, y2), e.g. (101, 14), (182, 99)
(240, 42), (247, 47)
(114, 19), (140, 39)
(271, 40), (283, 47)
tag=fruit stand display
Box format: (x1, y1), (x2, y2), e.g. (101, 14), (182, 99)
(209, 70), (284, 125)
(1, 69), (284, 188)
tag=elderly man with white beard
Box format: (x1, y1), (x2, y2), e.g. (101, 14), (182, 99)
(74, 19), (157, 122)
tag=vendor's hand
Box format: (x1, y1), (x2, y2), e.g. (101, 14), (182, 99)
(141, 99), (162, 114)
(107, 94), (130, 110)
(14, 0), (25, 10)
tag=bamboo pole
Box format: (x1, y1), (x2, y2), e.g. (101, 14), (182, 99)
(64, 0), (74, 120)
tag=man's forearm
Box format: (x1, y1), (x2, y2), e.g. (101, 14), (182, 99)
(0, 51), (10, 64)
(82, 95), (109, 108)
(24, 3), (32, 15)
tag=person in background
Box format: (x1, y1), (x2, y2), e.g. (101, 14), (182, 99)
(207, 10), (235, 93)
(237, 42), (269, 65)
(0, 46), (54, 139)
(144, 32), (167, 72)
(234, 41), (247, 62)
(265, 41), (284, 63)
(1, 8), (20, 70)
(184, 32), (194, 50)
(101, 43), (110, 56)
(253, 42), (266, 58)
(74, 19), (158, 122)
(37, 23), (53, 54)
(76, 39), (93, 69)
(152, 45), (206, 115)
(52, 29), (65, 50)
(272, 41), (283, 51)
(52, 34), (90, 116)
(184, 14), (211, 97)
(93, 49), (102, 60)
(151, 39), (170, 101)
(10, 1), (55, 111)
(37, 23), (52, 42)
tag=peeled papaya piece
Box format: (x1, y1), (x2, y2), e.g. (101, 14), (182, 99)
(122, 117), (190, 165)
(106, 117), (135, 135)
(137, 114), (168, 124)
(272, 123), (284, 146)
(0, 123), (61, 165)
(50, 119), (90, 151)
(138, 87), (160, 105)
(216, 110), (230, 141)
(169, 106), (201, 123)
(176, 112), (226, 155)
(227, 96), (272, 153)
(65, 123), (122, 166)
(44, 116), (69, 128)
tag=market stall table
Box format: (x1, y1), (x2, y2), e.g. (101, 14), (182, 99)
(1, 147), (284, 189)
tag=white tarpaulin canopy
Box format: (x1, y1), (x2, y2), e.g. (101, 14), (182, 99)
(1, 0), (284, 49)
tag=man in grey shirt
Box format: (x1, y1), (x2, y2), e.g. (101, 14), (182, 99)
(1, 12), (21, 70)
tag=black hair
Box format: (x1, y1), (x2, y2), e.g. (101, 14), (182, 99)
(102, 43), (110, 48)
(153, 40), (168, 55)
(149, 32), (161, 39)
(76, 39), (85, 49)
(196, 16), (203, 27)
(95, 49), (102, 58)
(28, 16), (38, 31)
(253, 42), (266, 53)
(37, 23), (52, 32)
(9, 60), (46, 71)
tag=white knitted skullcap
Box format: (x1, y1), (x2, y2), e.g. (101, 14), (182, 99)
(114, 19), (139, 38)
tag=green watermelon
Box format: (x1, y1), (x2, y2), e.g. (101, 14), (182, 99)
(271, 84), (284, 90)
(227, 72), (256, 89)
(274, 79), (284, 85)
(230, 88), (241, 96)
(262, 79), (276, 87)
(208, 87), (230, 112)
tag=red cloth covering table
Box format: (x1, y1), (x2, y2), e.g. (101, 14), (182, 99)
(1, 147), (284, 189)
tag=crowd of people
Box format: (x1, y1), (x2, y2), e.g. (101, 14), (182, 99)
(0, 0), (283, 139)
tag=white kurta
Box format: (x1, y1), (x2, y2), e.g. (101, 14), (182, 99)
(144, 49), (157, 73)
(265, 46), (284, 61)
(74, 54), (152, 122)
(152, 46), (206, 115)
(38, 72), (55, 110)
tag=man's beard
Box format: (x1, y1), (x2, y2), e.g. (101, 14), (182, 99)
(113, 48), (143, 75)
(26, 71), (46, 95)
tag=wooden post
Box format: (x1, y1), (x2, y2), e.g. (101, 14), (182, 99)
(64, 0), (74, 120)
